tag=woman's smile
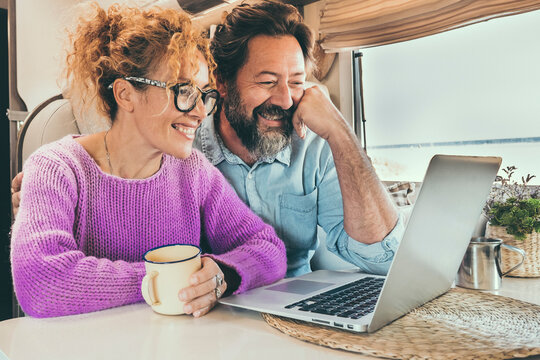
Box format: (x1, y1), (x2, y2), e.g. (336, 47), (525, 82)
(171, 123), (198, 140)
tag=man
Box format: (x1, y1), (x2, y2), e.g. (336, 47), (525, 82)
(12, 1), (404, 278)
(195, 1), (403, 277)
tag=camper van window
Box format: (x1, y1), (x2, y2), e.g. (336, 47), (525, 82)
(355, 10), (540, 185)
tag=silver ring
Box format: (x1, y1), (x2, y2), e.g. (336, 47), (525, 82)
(215, 273), (223, 287)
(214, 287), (222, 299)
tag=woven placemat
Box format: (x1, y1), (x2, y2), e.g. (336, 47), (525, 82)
(262, 288), (540, 360)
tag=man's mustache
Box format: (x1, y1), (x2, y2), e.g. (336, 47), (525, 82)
(254, 102), (294, 122)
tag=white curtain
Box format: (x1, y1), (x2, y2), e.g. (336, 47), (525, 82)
(320, 0), (540, 51)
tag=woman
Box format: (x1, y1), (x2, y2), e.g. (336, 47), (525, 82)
(10, 3), (286, 318)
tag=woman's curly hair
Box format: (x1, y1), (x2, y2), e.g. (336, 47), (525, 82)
(64, 3), (215, 120)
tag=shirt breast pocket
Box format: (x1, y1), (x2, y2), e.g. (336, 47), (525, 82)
(279, 189), (318, 250)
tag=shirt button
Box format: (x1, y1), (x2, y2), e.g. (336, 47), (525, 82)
(248, 173), (253, 179)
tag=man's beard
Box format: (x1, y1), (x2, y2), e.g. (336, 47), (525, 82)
(223, 83), (294, 160)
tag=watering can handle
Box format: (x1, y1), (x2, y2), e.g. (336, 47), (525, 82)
(501, 244), (526, 276)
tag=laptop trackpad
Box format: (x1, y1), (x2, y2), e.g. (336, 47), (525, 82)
(266, 280), (334, 295)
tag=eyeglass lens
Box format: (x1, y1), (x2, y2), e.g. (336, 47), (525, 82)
(176, 85), (218, 115)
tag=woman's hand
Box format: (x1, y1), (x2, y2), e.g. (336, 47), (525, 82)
(178, 257), (227, 317)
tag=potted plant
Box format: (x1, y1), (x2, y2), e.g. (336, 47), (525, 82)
(484, 166), (540, 277)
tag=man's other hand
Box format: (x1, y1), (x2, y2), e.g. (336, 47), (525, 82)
(11, 172), (24, 218)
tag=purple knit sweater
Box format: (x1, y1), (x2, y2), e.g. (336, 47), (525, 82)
(11, 136), (287, 318)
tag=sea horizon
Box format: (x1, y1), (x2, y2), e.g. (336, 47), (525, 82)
(369, 137), (540, 185)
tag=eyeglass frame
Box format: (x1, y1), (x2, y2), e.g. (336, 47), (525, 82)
(107, 76), (219, 115)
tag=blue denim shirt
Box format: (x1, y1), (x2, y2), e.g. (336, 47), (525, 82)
(194, 116), (405, 277)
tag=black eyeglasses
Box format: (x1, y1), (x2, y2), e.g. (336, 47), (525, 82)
(108, 76), (219, 115)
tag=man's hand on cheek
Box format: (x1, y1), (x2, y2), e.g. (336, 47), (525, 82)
(292, 86), (349, 142)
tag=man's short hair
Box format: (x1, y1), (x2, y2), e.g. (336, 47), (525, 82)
(211, 1), (315, 84)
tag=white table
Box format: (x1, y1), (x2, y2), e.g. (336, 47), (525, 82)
(1, 278), (539, 360)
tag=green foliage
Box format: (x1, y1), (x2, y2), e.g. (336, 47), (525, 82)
(489, 198), (540, 240)
(484, 166), (539, 240)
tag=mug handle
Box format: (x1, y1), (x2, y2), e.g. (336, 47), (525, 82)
(141, 271), (161, 306)
(501, 244), (526, 276)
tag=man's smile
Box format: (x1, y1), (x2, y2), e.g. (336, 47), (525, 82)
(258, 114), (285, 128)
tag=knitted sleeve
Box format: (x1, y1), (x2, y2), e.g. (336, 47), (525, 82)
(10, 152), (146, 318)
(197, 157), (287, 293)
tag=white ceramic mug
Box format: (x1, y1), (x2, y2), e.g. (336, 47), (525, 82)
(141, 244), (202, 315)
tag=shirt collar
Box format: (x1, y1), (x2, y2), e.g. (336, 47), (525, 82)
(197, 114), (291, 167)
(196, 114), (226, 166)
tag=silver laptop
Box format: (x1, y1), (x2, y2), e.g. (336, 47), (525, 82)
(219, 155), (501, 333)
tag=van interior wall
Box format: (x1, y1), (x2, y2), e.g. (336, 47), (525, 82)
(16, 0), (345, 119)
(303, 1), (353, 126)
(16, 0), (70, 111)
(14, 0), (264, 113)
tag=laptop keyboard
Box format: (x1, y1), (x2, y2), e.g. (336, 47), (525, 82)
(284, 277), (384, 320)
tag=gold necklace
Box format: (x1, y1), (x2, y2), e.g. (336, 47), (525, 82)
(104, 130), (113, 174)
(103, 130), (164, 177)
